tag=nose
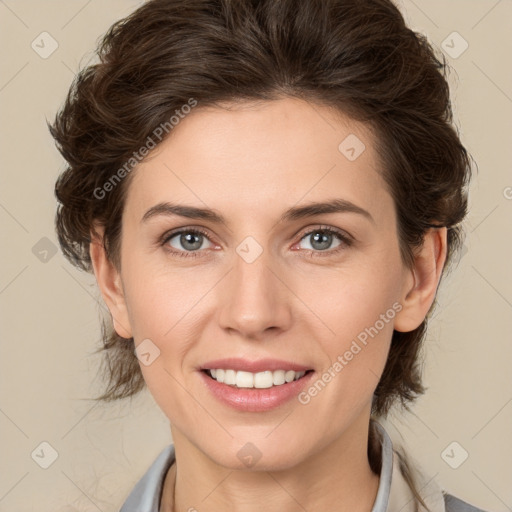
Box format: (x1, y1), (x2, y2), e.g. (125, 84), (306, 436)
(217, 247), (293, 340)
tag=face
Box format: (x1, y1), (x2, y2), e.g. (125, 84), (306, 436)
(95, 97), (433, 471)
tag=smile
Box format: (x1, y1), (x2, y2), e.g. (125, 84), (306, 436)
(199, 359), (316, 412)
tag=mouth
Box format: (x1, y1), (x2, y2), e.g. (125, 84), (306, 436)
(201, 368), (315, 389)
(198, 358), (316, 412)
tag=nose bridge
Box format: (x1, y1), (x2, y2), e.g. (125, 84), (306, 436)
(218, 238), (291, 337)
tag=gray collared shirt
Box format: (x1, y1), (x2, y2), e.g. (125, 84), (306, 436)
(119, 422), (487, 512)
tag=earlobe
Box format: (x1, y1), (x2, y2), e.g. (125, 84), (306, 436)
(89, 226), (133, 339)
(394, 227), (448, 333)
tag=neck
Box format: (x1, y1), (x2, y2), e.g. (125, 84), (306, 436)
(161, 414), (380, 512)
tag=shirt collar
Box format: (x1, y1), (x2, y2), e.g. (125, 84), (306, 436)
(120, 421), (445, 512)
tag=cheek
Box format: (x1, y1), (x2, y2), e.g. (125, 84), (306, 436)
(294, 257), (401, 402)
(119, 257), (220, 404)
(297, 255), (402, 343)
(121, 251), (214, 340)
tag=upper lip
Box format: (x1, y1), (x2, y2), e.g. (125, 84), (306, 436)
(200, 358), (313, 373)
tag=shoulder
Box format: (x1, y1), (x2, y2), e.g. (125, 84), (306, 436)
(385, 432), (489, 512)
(443, 492), (490, 512)
(119, 444), (175, 512)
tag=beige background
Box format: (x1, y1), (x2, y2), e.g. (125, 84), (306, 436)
(0, 0), (511, 511)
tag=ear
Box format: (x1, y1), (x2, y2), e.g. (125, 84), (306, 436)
(394, 227), (448, 333)
(89, 224), (133, 339)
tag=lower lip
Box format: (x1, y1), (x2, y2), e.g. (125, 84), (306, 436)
(199, 370), (315, 412)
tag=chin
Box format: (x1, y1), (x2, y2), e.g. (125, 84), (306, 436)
(203, 438), (307, 472)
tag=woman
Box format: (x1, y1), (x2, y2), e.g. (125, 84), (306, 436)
(49, 0), (485, 510)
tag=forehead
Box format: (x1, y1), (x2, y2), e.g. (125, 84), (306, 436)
(124, 97), (392, 226)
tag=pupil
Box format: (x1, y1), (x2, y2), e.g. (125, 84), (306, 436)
(182, 233), (202, 250)
(312, 231), (331, 250)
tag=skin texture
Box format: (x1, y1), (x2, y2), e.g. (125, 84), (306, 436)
(90, 97), (447, 512)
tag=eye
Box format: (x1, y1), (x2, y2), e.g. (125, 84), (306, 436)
(295, 226), (353, 257)
(160, 225), (353, 259)
(162, 228), (214, 258)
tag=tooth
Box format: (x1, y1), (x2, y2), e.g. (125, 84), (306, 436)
(273, 370), (285, 385)
(224, 369), (236, 385)
(254, 371), (273, 388)
(209, 368), (309, 387)
(236, 371), (254, 388)
(284, 370), (295, 383)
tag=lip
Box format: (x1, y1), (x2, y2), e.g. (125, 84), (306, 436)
(200, 357), (312, 373)
(198, 359), (315, 412)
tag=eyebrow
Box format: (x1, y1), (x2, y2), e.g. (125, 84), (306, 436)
(141, 198), (375, 226)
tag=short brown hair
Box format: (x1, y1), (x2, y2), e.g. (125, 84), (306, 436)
(49, 0), (471, 492)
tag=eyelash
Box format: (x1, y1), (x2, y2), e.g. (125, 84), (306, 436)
(160, 225), (353, 259)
